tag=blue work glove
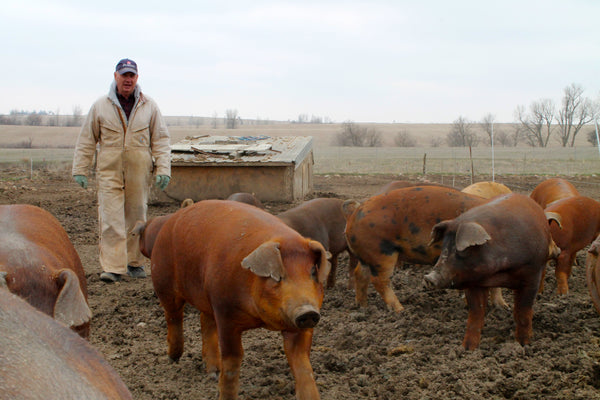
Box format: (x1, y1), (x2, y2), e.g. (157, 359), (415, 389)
(155, 175), (170, 191)
(73, 175), (88, 189)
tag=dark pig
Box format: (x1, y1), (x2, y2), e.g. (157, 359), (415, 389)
(424, 193), (559, 349)
(226, 192), (265, 208)
(0, 287), (132, 399)
(0, 204), (91, 338)
(150, 200), (330, 400)
(277, 197), (357, 288)
(343, 186), (486, 312)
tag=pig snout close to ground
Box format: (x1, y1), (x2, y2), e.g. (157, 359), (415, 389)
(150, 199), (330, 400)
(543, 195), (600, 295)
(423, 193), (557, 350)
(0, 204), (91, 338)
(277, 197), (357, 289)
(343, 186), (487, 312)
(530, 177), (580, 209)
(0, 288), (132, 399)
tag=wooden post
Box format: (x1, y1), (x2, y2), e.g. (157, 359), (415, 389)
(422, 153), (427, 176)
(469, 145), (474, 185)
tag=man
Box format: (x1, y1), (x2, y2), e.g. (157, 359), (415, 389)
(72, 58), (171, 283)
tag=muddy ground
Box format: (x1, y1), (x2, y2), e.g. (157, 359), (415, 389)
(2, 168), (600, 400)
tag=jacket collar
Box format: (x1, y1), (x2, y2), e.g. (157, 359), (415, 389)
(108, 80), (142, 106)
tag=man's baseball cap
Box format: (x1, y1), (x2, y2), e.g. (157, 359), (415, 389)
(115, 58), (138, 75)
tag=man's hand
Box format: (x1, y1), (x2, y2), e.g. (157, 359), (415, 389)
(73, 175), (88, 189)
(155, 175), (170, 191)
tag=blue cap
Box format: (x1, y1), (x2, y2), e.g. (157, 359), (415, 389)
(115, 58), (138, 75)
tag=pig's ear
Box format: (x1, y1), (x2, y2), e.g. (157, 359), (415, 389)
(429, 220), (451, 246)
(342, 200), (361, 219)
(54, 269), (92, 328)
(308, 240), (331, 285)
(241, 241), (286, 282)
(129, 220), (146, 237)
(545, 211), (562, 229)
(455, 222), (491, 252)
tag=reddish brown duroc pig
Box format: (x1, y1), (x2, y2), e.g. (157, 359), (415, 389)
(150, 200), (330, 400)
(277, 197), (357, 288)
(585, 237), (600, 315)
(530, 177), (580, 208)
(226, 192), (265, 208)
(374, 180), (459, 196)
(0, 204), (91, 338)
(544, 195), (600, 295)
(343, 186), (486, 312)
(424, 193), (559, 350)
(0, 288), (132, 399)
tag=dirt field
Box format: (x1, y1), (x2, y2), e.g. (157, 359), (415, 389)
(3, 168), (600, 400)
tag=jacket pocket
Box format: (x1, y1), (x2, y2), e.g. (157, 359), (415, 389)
(99, 119), (123, 147)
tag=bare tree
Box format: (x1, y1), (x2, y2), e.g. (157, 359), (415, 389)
(480, 113), (495, 146)
(211, 112), (218, 128)
(556, 83), (596, 147)
(333, 121), (382, 147)
(515, 101), (553, 147)
(446, 116), (479, 147)
(225, 109), (239, 129)
(67, 105), (83, 127)
(393, 130), (416, 147)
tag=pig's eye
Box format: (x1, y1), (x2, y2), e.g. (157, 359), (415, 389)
(311, 265), (318, 282)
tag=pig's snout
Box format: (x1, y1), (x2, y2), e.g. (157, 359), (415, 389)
(293, 305), (321, 329)
(424, 271), (446, 289)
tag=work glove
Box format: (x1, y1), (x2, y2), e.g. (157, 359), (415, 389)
(73, 175), (88, 189)
(155, 175), (170, 191)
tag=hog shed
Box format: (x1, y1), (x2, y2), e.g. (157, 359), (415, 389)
(160, 135), (314, 203)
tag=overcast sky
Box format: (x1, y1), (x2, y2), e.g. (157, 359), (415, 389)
(2, 1), (599, 123)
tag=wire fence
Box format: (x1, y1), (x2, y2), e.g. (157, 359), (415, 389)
(313, 146), (600, 176)
(2, 146), (600, 180)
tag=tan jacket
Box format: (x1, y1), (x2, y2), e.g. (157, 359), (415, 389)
(72, 83), (171, 179)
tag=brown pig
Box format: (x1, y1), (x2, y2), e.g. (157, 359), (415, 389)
(0, 288), (132, 399)
(424, 193), (558, 349)
(226, 192), (265, 208)
(150, 200), (330, 400)
(544, 195), (600, 295)
(585, 237), (600, 315)
(461, 181), (513, 308)
(277, 197), (357, 288)
(0, 204), (91, 338)
(530, 177), (579, 208)
(374, 180), (458, 195)
(343, 186), (486, 312)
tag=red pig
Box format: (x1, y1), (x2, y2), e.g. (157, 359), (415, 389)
(530, 178), (579, 208)
(0, 204), (91, 338)
(148, 200), (330, 400)
(374, 180), (458, 195)
(0, 288), (132, 399)
(544, 195), (600, 295)
(343, 186), (486, 312)
(424, 193), (559, 349)
(277, 197), (357, 288)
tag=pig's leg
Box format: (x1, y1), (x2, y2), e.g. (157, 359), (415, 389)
(489, 287), (509, 308)
(370, 258), (403, 312)
(282, 329), (320, 400)
(513, 287), (537, 346)
(326, 254), (338, 289)
(347, 253), (358, 290)
(555, 250), (576, 295)
(162, 297), (186, 362)
(463, 287), (487, 350)
(353, 261), (371, 307)
(200, 312), (221, 378)
(217, 327), (243, 400)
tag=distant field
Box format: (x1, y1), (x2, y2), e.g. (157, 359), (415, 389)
(1, 123), (599, 177)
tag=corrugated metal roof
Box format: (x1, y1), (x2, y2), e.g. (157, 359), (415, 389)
(170, 135), (313, 167)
